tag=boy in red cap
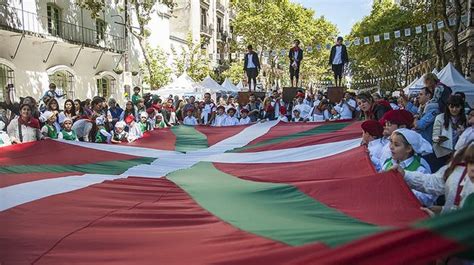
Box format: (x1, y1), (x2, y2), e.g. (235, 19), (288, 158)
(278, 105), (289, 122)
(361, 120), (384, 168)
(239, 109), (251, 125)
(124, 114), (143, 142)
(292, 91), (311, 121)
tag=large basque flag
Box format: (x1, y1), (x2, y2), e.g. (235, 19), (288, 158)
(1, 120), (473, 264)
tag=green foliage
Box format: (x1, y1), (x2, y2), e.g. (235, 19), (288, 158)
(172, 35), (212, 82)
(347, 0), (434, 91)
(231, 0), (338, 88)
(141, 46), (172, 89)
(221, 61), (245, 84)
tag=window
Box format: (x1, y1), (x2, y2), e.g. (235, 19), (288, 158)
(47, 4), (61, 36)
(49, 71), (74, 99)
(217, 17), (223, 33)
(201, 8), (207, 28)
(0, 64), (15, 102)
(96, 19), (106, 43)
(96, 76), (116, 99)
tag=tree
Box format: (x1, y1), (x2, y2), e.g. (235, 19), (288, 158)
(172, 35), (212, 82)
(231, 0), (337, 89)
(141, 45), (172, 89)
(221, 61), (245, 84)
(76, 0), (176, 81)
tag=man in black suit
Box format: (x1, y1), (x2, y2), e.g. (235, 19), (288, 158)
(288, 39), (303, 87)
(329, 36), (349, 87)
(243, 45), (261, 91)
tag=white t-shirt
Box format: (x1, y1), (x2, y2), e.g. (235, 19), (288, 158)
(239, 117), (251, 125)
(224, 116), (239, 126)
(332, 45), (343, 65)
(212, 114), (228, 127)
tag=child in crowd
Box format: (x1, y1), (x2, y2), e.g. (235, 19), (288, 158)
(125, 114), (143, 142)
(155, 113), (167, 128)
(374, 110), (415, 171)
(225, 107), (239, 126)
(239, 109), (251, 125)
(278, 106), (289, 122)
(183, 108), (198, 125)
(146, 108), (156, 128)
(94, 116), (112, 143)
(0, 121), (12, 147)
(310, 99), (331, 122)
(40, 111), (58, 139)
(212, 105), (227, 127)
(111, 121), (128, 144)
(396, 141), (474, 215)
(138, 112), (152, 133)
(291, 109), (304, 122)
(360, 120), (384, 167)
(58, 117), (78, 141)
(384, 128), (437, 206)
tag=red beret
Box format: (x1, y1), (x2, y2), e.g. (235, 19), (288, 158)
(296, 92), (305, 98)
(241, 108), (249, 113)
(380, 110), (414, 129)
(361, 120), (383, 138)
(124, 114), (135, 124)
(279, 106), (287, 115)
(146, 108), (155, 115)
(186, 107), (195, 112)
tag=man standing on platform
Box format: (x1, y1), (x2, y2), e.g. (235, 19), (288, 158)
(243, 45), (261, 92)
(289, 40), (303, 87)
(329, 36), (349, 87)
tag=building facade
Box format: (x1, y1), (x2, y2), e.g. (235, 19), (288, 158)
(168, 0), (235, 70)
(0, 0), (166, 105)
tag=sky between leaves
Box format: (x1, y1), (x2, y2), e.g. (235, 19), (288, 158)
(290, 0), (373, 36)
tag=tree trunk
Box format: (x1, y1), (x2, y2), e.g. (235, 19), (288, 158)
(130, 3), (153, 83)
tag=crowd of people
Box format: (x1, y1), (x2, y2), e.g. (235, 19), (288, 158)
(1, 73), (474, 217)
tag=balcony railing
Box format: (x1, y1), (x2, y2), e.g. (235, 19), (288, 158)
(0, 4), (125, 53)
(216, 2), (225, 13)
(200, 24), (212, 36)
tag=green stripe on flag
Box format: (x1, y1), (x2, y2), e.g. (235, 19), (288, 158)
(167, 161), (383, 247)
(231, 122), (350, 152)
(0, 157), (155, 175)
(413, 194), (474, 259)
(171, 125), (208, 153)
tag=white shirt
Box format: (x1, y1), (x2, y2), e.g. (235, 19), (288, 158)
(292, 103), (312, 120)
(310, 107), (330, 122)
(239, 117), (251, 125)
(183, 116), (198, 126)
(127, 122), (143, 142)
(293, 50), (299, 61)
(224, 116), (239, 126)
(212, 114), (228, 127)
(333, 101), (354, 120)
(0, 131), (12, 147)
(247, 54), (256, 68)
(332, 45), (343, 65)
(455, 126), (474, 150)
(405, 165), (474, 213)
(368, 138), (386, 171)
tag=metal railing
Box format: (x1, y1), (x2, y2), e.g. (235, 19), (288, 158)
(200, 24), (212, 36)
(0, 4), (125, 53)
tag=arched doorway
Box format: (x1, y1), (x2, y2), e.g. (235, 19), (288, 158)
(47, 65), (76, 99)
(0, 59), (15, 102)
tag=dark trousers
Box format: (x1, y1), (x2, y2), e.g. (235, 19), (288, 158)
(290, 64), (300, 86)
(246, 68), (258, 91)
(332, 64), (344, 86)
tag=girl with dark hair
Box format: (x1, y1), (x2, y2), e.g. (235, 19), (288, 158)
(120, 100), (137, 121)
(432, 95), (467, 160)
(356, 92), (391, 121)
(45, 98), (61, 132)
(58, 99), (77, 124)
(395, 142), (474, 216)
(7, 103), (43, 143)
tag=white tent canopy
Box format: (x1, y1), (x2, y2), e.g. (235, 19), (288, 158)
(404, 68), (439, 95)
(221, 78), (239, 93)
(437, 62), (474, 106)
(200, 75), (226, 94)
(154, 72), (204, 98)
